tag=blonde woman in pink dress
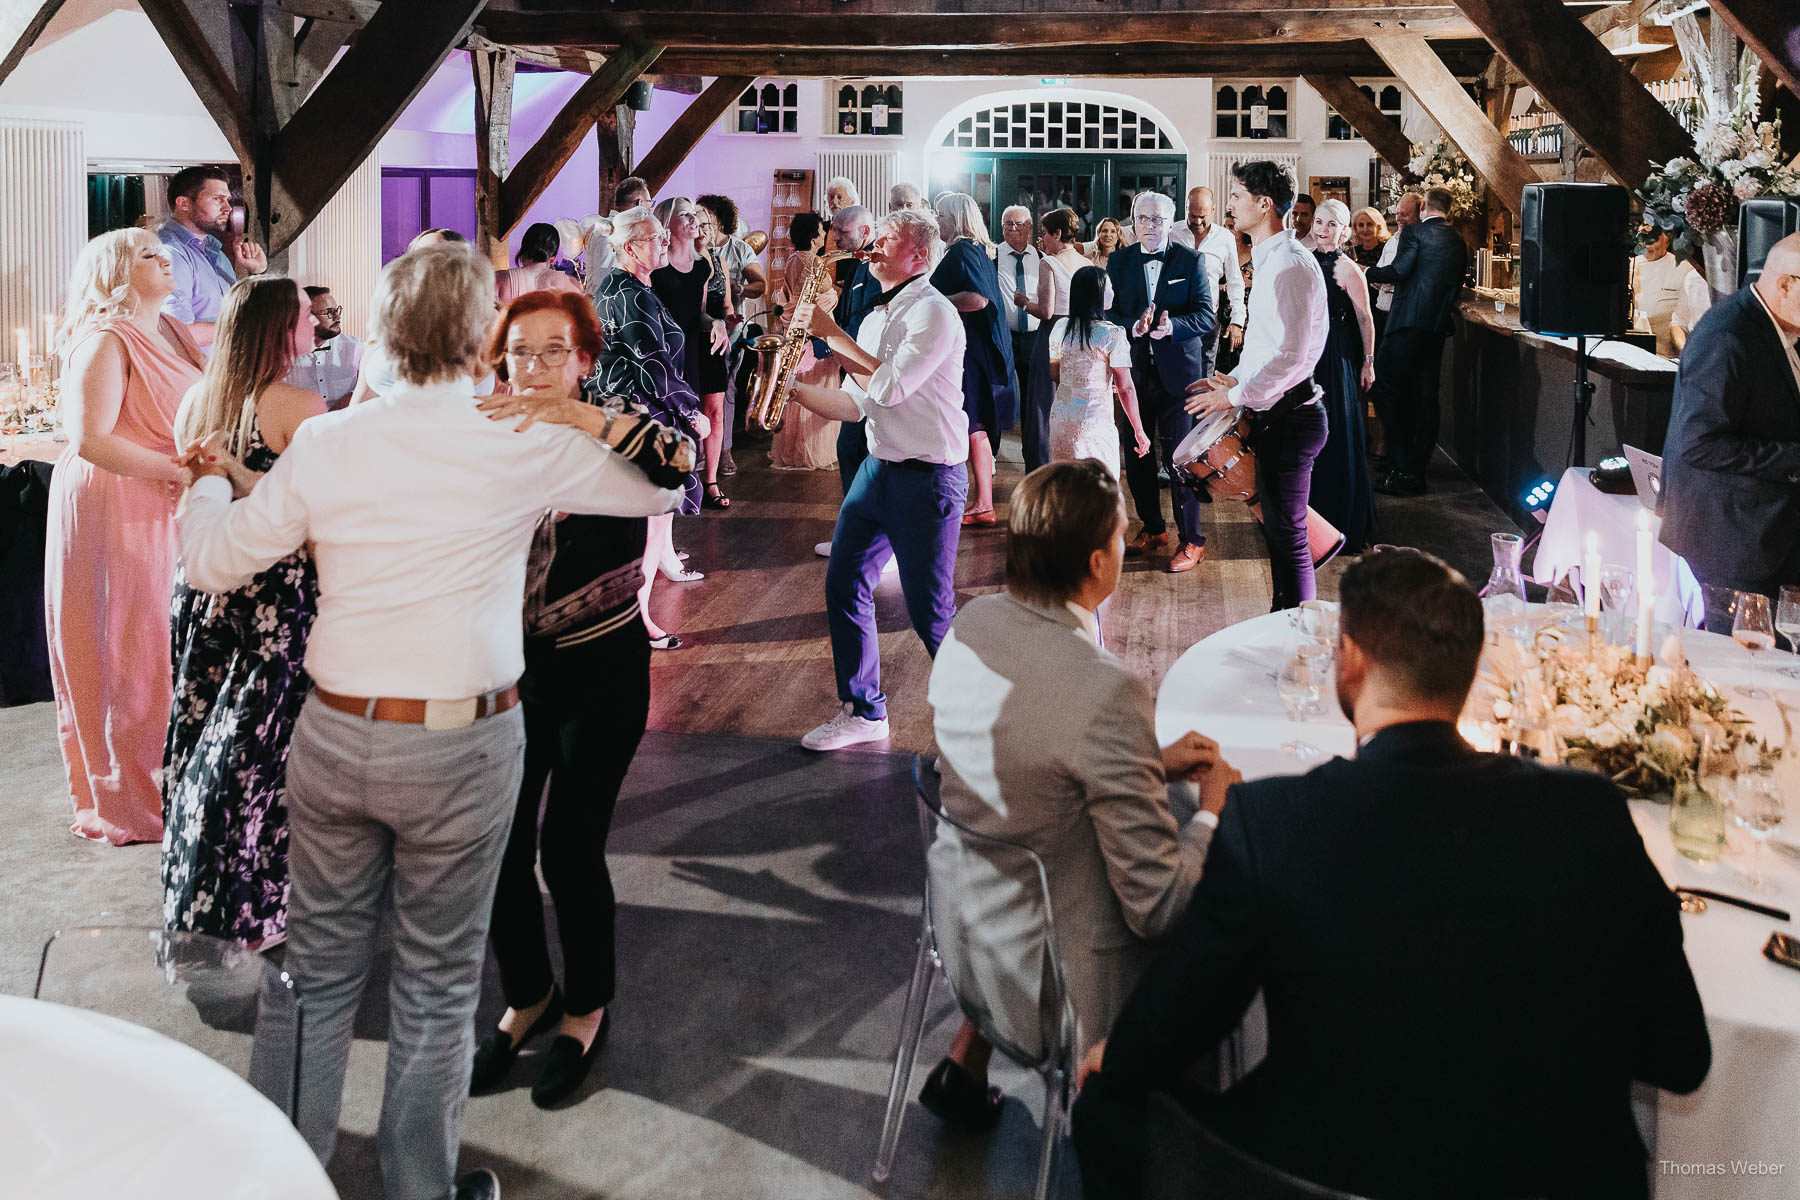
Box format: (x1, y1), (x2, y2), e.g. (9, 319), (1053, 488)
(46, 228), (206, 845)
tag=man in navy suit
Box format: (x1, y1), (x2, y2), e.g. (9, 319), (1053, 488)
(1660, 232), (1800, 633)
(1364, 186), (1468, 495)
(1107, 190), (1217, 573)
(1073, 548), (1710, 1200)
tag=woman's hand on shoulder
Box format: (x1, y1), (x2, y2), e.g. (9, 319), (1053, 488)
(478, 386), (590, 433)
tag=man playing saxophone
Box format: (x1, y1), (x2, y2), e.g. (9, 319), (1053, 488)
(784, 208), (970, 752)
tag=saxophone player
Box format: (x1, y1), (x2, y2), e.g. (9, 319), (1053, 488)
(785, 208), (969, 751)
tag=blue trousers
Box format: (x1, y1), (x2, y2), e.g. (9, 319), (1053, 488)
(827, 457), (966, 719)
(836, 417), (871, 496)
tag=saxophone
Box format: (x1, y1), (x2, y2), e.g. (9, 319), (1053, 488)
(744, 251), (856, 432)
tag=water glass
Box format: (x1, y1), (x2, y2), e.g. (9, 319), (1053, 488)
(1730, 770), (1786, 891)
(1275, 647), (1327, 761)
(1732, 592), (1776, 699)
(1775, 585), (1800, 678)
(1599, 565), (1634, 645)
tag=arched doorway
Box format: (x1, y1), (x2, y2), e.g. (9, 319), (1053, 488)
(925, 90), (1187, 240)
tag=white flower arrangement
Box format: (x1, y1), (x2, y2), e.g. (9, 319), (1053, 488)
(1385, 137), (1481, 220)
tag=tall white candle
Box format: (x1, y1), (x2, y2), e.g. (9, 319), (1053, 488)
(1584, 531), (1602, 622)
(1637, 588), (1655, 660)
(14, 328), (27, 366)
(1635, 508), (1654, 656)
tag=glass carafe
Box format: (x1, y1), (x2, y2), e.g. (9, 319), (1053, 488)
(1479, 532), (1529, 630)
(1668, 777), (1727, 863)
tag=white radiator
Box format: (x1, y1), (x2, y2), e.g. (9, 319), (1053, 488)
(1207, 151), (1304, 213)
(814, 151), (898, 215)
(0, 119), (85, 363)
(286, 152), (382, 342)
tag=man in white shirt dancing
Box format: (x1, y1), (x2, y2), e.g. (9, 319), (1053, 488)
(1171, 186), (1246, 363)
(785, 208), (969, 750)
(1186, 161), (1329, 611)
(178, 243), (687, 1200)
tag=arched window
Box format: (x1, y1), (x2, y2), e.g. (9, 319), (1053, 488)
(941, 97), (1174, 151)
(834, 81), (904, 136)
(1218, 82), (1291, 139)
(1326, 82), (1406, 140)
(735, 80), (800, 134)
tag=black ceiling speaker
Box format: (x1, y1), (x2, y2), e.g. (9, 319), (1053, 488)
(1738, 196), (1800, 288)
(626, 81), (654, 111)
(1519, 182), (1629, 337)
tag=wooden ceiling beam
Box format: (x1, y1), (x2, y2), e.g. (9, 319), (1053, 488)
(1447, 0), (1694, 189)
(1707, 0), (1800, 102)
(467, 35), (698, 91)
(1368, 32), (1541, 215)
(635, 43), (1492, 79)
(480, 0), (1603, 20)
(472, 44), (515, 267)
(0, 0), (67, 91)
(1303, 73), (1421, 179)
(138, 0), (256, 161)
(635, 74), (757, 194)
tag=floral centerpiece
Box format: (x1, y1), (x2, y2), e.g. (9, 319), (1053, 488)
(1637, 56), (1800, 262)
(1384, 137), (1481, 220)
(1467, 623), (1783, 800)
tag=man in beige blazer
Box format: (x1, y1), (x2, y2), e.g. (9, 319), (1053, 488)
(922, 459), (1239, 1130)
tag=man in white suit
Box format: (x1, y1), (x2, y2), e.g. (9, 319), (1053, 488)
(919, 459), (1240, 1129)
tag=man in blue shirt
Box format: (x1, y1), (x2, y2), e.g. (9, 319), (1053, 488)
(158, 165), (267, 347)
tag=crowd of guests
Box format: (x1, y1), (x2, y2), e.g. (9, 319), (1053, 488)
(37, 156), (1567, 1198)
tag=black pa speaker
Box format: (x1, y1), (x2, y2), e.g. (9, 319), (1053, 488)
(1738, 196), (1800, 288)
(625, 81), (655, 111)
(1519, 182), (1629, 337)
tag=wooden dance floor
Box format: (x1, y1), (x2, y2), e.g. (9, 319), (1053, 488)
(645, 435), (1299, 751)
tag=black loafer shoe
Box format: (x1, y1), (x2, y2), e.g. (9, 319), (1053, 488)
(470, 988), (562, 1094)
(531, 1009), (610, 1108)
(454, 1168), (500, 1200)
(918, 1056), (1004, 1134)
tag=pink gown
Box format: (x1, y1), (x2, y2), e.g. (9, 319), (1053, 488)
(45, 316), (204, 845)
(768, 251), (841, 471)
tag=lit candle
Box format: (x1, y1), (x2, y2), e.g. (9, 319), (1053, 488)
(1635, 509), (1654, 658)
(1584, 531), (1602, 624)
(42, 314), (54, 356)
(1637, 587), (1655, 661)
(14, 328), (27, 367)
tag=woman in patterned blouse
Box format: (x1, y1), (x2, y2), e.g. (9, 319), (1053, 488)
(590, 205), (709, 650)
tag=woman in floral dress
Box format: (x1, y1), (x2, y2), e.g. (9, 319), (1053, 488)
(162, 277), (324, 946)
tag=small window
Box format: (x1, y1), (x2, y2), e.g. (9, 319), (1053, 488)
(1217, 82), (1291, 140)
(733, 80), (801, 135)
(942, 98), (1173, 151)
(1328, 82), (1407, 140)
(831, 80), (904, 136)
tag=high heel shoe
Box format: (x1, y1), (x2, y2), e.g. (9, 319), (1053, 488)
(658, 548), (703, 583)
(470, 987), (563, 1094)
(703, 482), (732, 510)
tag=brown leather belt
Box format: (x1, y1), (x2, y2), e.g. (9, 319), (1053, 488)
(314, 685), (520, 730)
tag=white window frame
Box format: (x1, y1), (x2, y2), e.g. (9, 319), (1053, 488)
(827, 80), (905, 138)
(728, 80), (802, 136)
(1214, 80), (1295, 142)
(1325, 81), (1406, 140)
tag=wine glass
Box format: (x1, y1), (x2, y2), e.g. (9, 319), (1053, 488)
(1730, 769), (1786, 891)
(1732, 591), (1776, 699)
(1776, 585), (1800, 679)
(1599, 565), (1634, 645)
(1275, 646), (1327, 761)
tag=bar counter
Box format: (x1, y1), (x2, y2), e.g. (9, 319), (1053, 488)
(1440, 291), (1676, 524)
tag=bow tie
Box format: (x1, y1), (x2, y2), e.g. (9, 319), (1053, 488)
(1143, 251), (1165, 263)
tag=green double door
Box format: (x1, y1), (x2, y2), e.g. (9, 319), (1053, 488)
(928, 153), (1186, 242)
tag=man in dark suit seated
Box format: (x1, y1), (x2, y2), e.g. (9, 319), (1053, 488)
(1659, 232), (1800, 634)
(1107, 190), (1217, 574)
(1072, 548), (1710, 1200)
(1364, 186), (1468, 496)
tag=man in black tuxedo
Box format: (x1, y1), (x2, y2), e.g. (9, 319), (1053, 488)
(1073, 549), (1709, 1200)
(1364, 186), (1468, 495)
(1660, 233), (1800, 634)
(1107, 190), (1217, 574)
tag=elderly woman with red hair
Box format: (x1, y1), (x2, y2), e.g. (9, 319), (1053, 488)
(470, 289), (694, 1108)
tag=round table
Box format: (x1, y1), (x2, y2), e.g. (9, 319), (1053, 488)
(1156, 611), (1800, 1200)
(1, 995), (338, 1199)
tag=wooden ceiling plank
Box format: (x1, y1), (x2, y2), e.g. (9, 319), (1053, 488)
(1446, 0), (1694, 189)
(1303, 73), (1421, 179)
(498, 42), (666, 233)
(1368, 32), (1541, 215)
(635, 74), (756, 194)
(0, 0), (67, 91)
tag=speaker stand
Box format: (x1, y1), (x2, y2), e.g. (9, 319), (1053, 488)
(1570, 335), (1597, 468)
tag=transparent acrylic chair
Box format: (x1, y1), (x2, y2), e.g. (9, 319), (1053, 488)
(35, 926), (302, 1120)
(1143, 1091), (1374, 1200)
(872, 755), (1078, 1200)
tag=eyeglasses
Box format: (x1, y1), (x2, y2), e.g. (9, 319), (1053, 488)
(317, 307), (342, 320)
(1001, 220), (1032, 230)
(504, 345), (573, 369)
(630, 232), (671, 246)
(1133, 215), (1169, 227)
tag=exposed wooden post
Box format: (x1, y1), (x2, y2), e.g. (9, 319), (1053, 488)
(138, 0), (255, 162)
(0, 0), (68, 91)
(1303, 74), (1420, 181)
(595, 104), (635, 217)
(472, 45), (516, 268)
(635, 75), (754, 195)
(1708, 0), (1800, 104)
(498, 42), (665, 234)
(1444, 0), (1695, 189)
(1368, 34), (1542, 217)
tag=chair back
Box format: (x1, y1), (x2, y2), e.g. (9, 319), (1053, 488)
(1143, 1091), (1376, 1200)
(913, 754), (1077, 1072)
(35, 926), (301, 1119)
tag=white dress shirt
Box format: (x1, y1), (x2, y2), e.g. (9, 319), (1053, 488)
(178, 377), (685, 699)
(995, 242), (1041, 334)
(847, 275), (970, 465)
(1373, 230), (1402, 311)
(1753, 285), (1800, 395)
(286, 332), (362, 407)
(1227, 231), (1329, 413)
(1670, 265), (1712, 337)
(1174, 222), (1248, 328)
(1142, 252), (1164, 302)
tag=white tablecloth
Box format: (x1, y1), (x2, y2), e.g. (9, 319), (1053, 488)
(0, 430), (64, 468)
(0, 995), (337, 1199)
(1531, 467), (1705, 629)
(1155, 612), (1799, 1199)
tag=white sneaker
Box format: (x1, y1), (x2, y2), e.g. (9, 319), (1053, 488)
(814, 540), (832, 558)
(802, 703), (891, 751)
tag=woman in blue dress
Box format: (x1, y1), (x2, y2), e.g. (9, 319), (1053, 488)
(929, 192), (1017, 526)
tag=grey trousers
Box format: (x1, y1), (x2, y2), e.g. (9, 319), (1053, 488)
(252, 695), (525, 1200)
